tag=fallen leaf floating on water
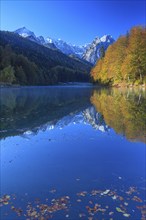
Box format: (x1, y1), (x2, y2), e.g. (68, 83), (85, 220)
(77, 199), (82, 202)
(3, 201), (9, 205)
(11, 206), (23, 216)
(90, 190), (101, 196)
(112, 195), (117, 200)
(5, 195), (10, 199)
(132, 196), (143, 203)
(116, 207), (124, 213)
(30, 211), (37, 217)
(79, 213), (86, 218)
(108, 191), (117, 196)
(25, 196), (70, 219)
(126, 186), (137, 195)
(0, 195), (11, 206)
(119, 196), (124, 201)
(101, 189), (110, 195)
(123, 213), (130, 217)
(109, 211), (114, 216)
(77, 191), (87, 197)
(0, 183), (145, 219)
(89, 201), (93, 204)
(86, 204), (106, 215)
(136, 205), (146, 220)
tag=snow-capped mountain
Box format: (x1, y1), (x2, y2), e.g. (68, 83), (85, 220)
(14, 27), (114, 63)
(46, 38), (89, 57)
(82, 35), (115, 64)
(14, 27), (88, 56)
(14, 27), (57, 50)
(15, 27), (36, 39)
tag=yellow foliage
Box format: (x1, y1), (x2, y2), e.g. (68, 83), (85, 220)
(91, 26), (146, 85)
(91, 89), (146, 143)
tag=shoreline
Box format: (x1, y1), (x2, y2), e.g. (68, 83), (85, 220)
(0, 82), (94, 88)
(0, 82), (145, 89)
(93, 83), (146, 89)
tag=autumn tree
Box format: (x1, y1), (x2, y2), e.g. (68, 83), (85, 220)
(91, 26), (146, 86)
(122, 26), (146, 84)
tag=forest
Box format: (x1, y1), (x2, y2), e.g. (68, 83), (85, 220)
(91, 26), (146, 86)
(0, 31), (92, 85)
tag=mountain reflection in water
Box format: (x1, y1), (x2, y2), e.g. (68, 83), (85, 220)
(0, 86), (92, 138)
(0, 86), (145, 143)
(0, 86), (146, 220)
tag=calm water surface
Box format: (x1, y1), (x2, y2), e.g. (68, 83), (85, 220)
(0, 86), (146, 220)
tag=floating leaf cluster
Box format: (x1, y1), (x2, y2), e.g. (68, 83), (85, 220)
(0, 184), (145, 219)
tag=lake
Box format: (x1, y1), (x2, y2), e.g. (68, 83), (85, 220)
(0, 85), (146, 220)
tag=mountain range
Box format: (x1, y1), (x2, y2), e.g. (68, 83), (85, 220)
(0, 27), (114, 86)
(14, 27), (115, 64)
(0, 30), (92, 85)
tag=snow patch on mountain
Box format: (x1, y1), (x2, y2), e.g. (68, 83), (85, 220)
(15, 27), (36, 39)
(82, 35), (115, 64)
(46, 37), (89, 57)
(14, 27), (57, 49)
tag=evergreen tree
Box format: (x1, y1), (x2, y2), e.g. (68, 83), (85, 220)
(0, 65), (16, 83)
(15, 66), (27, 84)
(100, 46), (105, 59)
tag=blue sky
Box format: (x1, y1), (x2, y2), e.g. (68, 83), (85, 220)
(1, 0), (145, 45)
